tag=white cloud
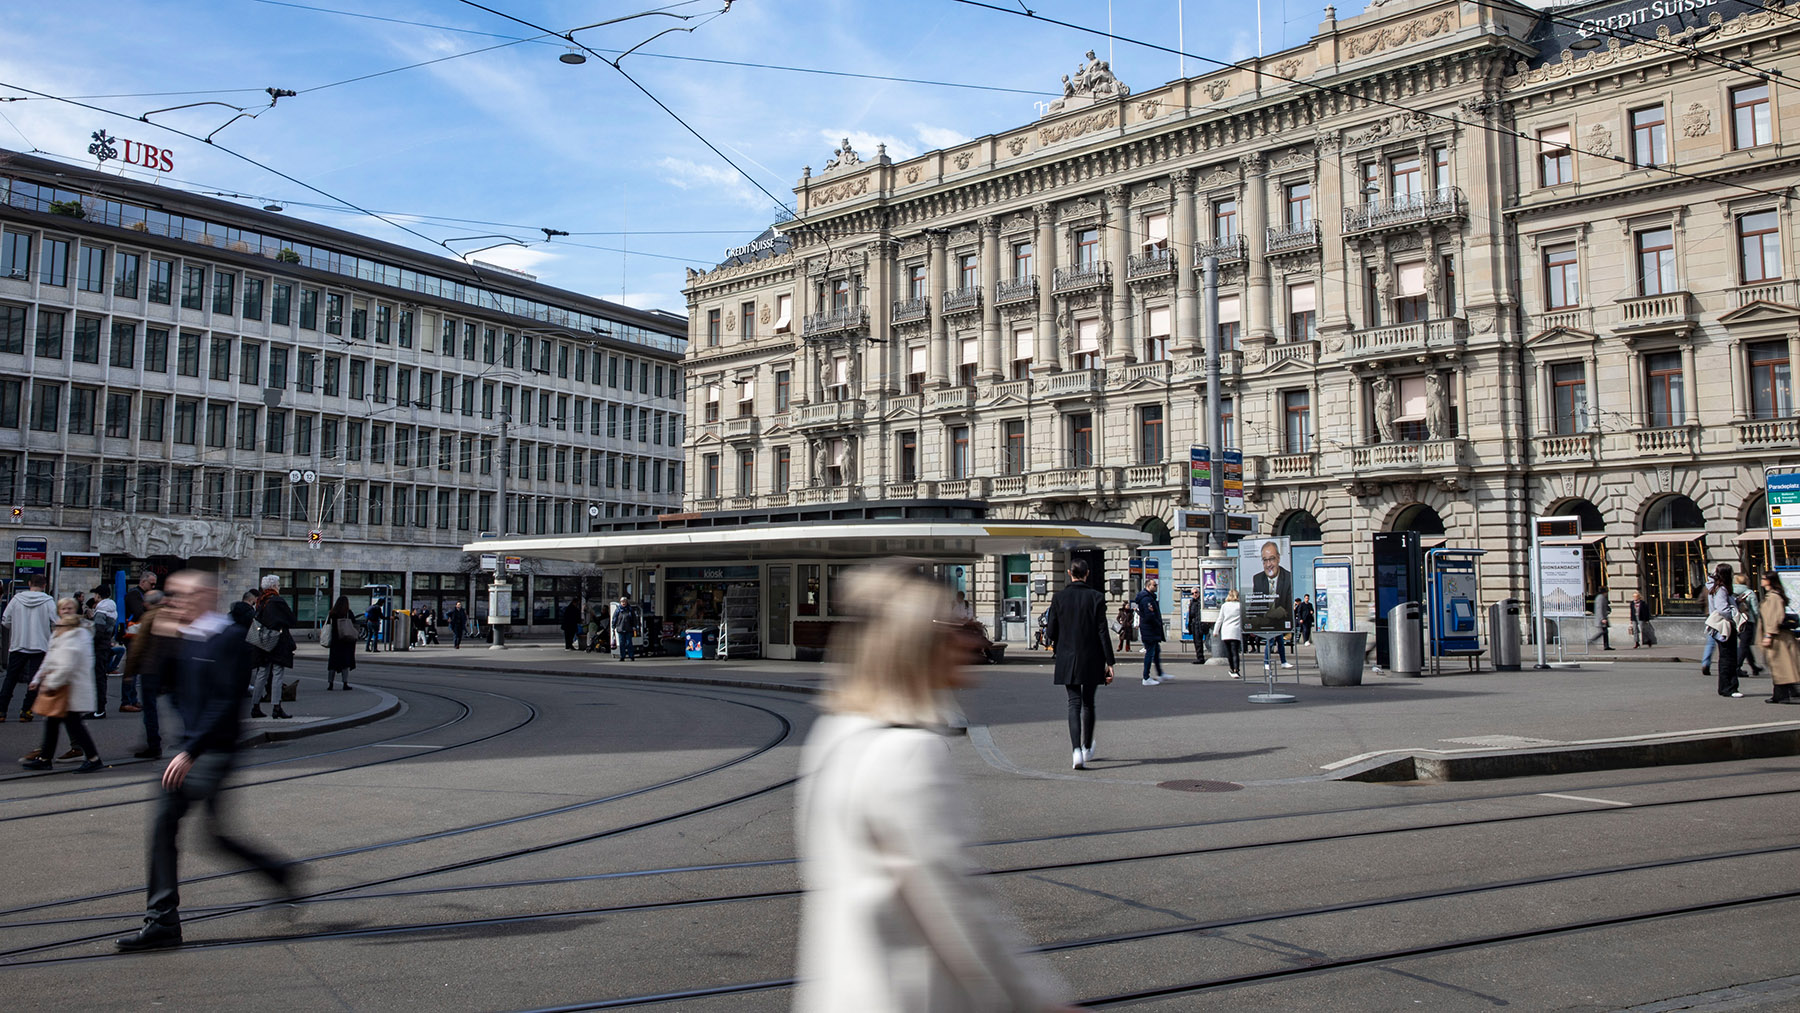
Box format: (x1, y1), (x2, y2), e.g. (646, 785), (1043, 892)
(656, 156), (768, 211)
(467, 244), (560, 277)
(914, 124), (968, 151)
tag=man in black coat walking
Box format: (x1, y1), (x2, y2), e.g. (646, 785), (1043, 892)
(1045, 558), (1114, 771)
(560, 598), (583, 650)
(117, 570), (297, 952)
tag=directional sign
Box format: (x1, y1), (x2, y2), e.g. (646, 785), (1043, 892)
(1768, 471), (1800, 528)
(1189, 447), (1211, 507)
(1222, 450), (1244, 512)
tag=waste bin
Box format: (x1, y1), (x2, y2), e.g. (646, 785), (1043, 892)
(685, 626), (718, 660)
(391, 612), (412, 652)
(1489, 599), (1522, 671)
(1388, 602), (1422, 677)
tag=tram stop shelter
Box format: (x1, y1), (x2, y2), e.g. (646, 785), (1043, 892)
(466, 499), (1151, 661)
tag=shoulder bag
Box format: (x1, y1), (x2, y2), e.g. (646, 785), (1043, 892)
(246, 618), (282, 652)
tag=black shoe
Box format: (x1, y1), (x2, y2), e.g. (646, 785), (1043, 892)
(250, 705), (266, 718)
(133, 746), (162, 759)
(271, 705), (291, 720)
(91, 710), (105, 719)
(76, 758), (103, 773)
(116, 922), (182, 952)
(1701, 667), (1711, 677)
(19, 757), (50, 770)
(341, 683), (351, 691)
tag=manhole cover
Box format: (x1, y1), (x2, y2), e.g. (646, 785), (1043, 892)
(1157, 779), (1244, 793)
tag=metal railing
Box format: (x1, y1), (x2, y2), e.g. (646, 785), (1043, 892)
(1342, 187), (1467, 233)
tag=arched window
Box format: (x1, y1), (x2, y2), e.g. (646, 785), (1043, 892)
(1392, 503), (1446, 536)
(1548, 498), (1608, 601)
(1138, 517), (1172, 547)
(1639, 494), (1706, 616)
(1278, 509), (1322, 541)
(1741, 493), (1799, 573)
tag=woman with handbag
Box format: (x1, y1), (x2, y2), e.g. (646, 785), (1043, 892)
(1758, 572), (1800, 704)
(323, 596), (358, 691)
(248, 575), (297, 719)
(1704, 564), (1744, 698)
(20, 598), (103, 772)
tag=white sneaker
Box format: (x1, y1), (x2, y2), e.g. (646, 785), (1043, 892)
(1142, 677), (1161, 686)
(1072, 748), (1086, 770)
(1281, 662), (1295, 669)
(1083, 744), (1095, 764)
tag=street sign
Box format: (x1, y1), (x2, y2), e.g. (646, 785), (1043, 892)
(504, 555), (523, 573)
(1223, 513), (1256, 536)
(1174, 507), (1208, 532)
(1222, 449), (1244, 512)
(1189, 447), (1211, 507)
(13, 537), (46, 579)
(1129, 557), (1143, 577)
(481, 553), (499, 571)
(1767, 471), (1800, 528)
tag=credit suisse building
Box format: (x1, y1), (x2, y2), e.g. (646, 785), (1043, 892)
(0, 149), (686, 629)
(684, 0), (1800, 636)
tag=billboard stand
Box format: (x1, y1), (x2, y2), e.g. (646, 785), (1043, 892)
(1241, 535), (1297, 704)
(1532, 516), (1584, 670)
(1248, 657), (1297, 704)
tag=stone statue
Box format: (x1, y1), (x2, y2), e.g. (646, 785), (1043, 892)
(1043, 50), (1130, 116)
(1372, 376), (1397, 444)
(823, 138), (860, 172)
(1060, 75), (1076, 99)
(1425, 373), (1451, 440)
(843, 436), (859, 484)
(813, 441), (829, 485)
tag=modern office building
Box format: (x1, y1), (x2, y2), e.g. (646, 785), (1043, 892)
(0, 147), (685, 630)
(682, 0), (1800, 639)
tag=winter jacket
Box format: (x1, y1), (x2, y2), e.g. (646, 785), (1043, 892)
(35, 626), (97, 713)
(1217, 601), (1244, 642)
(2, 590), (57, 654)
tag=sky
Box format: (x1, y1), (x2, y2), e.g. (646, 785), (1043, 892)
(0, 0), (1381, 315)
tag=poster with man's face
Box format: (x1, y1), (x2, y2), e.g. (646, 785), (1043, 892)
(1239, 536), (1293, 632)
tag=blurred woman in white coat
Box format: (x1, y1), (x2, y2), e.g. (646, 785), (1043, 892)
(1218, 589), (1244, 678)
(795, 566), (1070, 1013)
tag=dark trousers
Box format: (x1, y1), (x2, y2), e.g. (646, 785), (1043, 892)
(1064, 683), (1098, 749)
(1590, 624), (1611, 649)
(617, 632), (635, 659)
(451, 626), (463, 649)
(1192, 622), (1212, 662)
(138, 670), (163, 751)
(1715, 634), (1741, 696)
(563, 627), (578, 649)
(0, 650), (45, 716)
(1140, 639), (1164, 680)
(39, 713), (98, 759)
(1738, 627), (1763, 676)
(92, 654), (107, 714)
(146, 750), (287, 927)
(1224, 639), (1242, 674)
(1300, 621), (1313, 644)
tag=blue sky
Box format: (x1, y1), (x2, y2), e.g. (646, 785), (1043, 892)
(0, 1), (1336, 314)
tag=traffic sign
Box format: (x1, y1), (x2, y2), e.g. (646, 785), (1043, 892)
(1222, 450), (1244, 512)
(1767, 471), (1800, 528)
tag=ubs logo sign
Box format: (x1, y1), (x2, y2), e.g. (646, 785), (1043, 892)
(88, 130), (175, 172)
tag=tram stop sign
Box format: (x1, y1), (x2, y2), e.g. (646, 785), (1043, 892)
(1768, 472), (1800, 530)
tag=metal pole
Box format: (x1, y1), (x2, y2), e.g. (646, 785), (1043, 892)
(1203, 255), (1223, 552)
(492, 409), (508, 650)
(1531, 525), (1548, 669)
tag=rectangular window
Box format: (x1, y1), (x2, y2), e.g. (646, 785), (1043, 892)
(1145, 306), (1171, 362)
(373, 364), (389, 404)
(1551, 361), (1589, 435)
(180, 265), (204, 309)
(67, 386), (96, 435)
(369, 422), (385, 463)
(1631, 106), (1667, 167)
(174, 399), (198, 445)
(324, 356), (341, 397)
(145, 327), (168, 372)
(170, 469), (193, 515)
(42, 239), (68, 287)
(1539, 126), (1572, 186)
(63, 461), (90, 508)
(205, 403), (229, 448)
(949, 424), (970, 480)
(208, 337), (231, 381)
(269, 346), (288, 389)
(831, 277), (851, 312)
(272, 283), (291, 325)
(72, 316), (101, 363)
(77, 244), (105, 292)
(109, 322), (136, 368)
(350, 306), (366, 342)
(1394, 262), (1428, 323)
(239, 342), (261, 386)
(1073, 318), (1100, 371)
(114, 251), (140, 298)
(398, 309), (413, 348)
(1074, 227), (1100, 269)
(374, 305), (390, 344)
(737, 449), (755, 495)
(1285, 182), (1313, 227)
(1011, 241), (1033, 282)
(1390, 155), (1422, 204)
(295, 415), (312, 456)
(1732, 83), (1772, 149)
(706, 309), (721, 347)
(958, 338), (977, 387)
(1433, 146), (1451, 192)
(1068, 412), (1093, 468)
(1287, 282), (1317, 341)
(773, 369), (791, 412)
(740, 301), (756, 342)
(1283, 390), (1312, 453)
(1739, 210), (1782, 283)
(1012, 328), (1033, 380)
(775, 293), (793, 333)
(1749, 341), (1792, 420)
(1213, 198), (1238, 243)
(140, 395), (165, 441)
(35, 309), (64, 359)
(105, 392), (131, 438)
(703, 453), (719, 499)
(323, 419), (340, 459)
(266, 410), (287, 454)
(1637, 227), (1676, 296)
(212, 271), (236, 315)
(325, 293), (343, 335)
(299, 288), (318, 329)
(898, 430), (918, 483)
(1138, 404), (1164, 464)
(236, 406), (259, 450)
(957, 252), (979, 291)
(1, 232), (30, 280)
(148, 257), (172, 303)
(1645, 350), (1685, 427)
(0, 305), (20, 354)
(242, 277), (264, 320)
(25, 460), (55, 507)
(346, 420), (363, 461)
(773, 446), (790, 494)
(1002, 419), (1026, 476)
(1545, 243), (1580, 309)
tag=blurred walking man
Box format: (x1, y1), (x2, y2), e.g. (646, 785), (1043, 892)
(1046, 558), (1113, 770)
(117, 570), (297, 952)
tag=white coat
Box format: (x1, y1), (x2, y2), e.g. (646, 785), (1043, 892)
(1217, 600), (1244, 642)
(795, 713), (1061, 1013)
(35, 626), (96, 714)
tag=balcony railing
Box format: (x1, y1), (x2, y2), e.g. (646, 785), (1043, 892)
(1120, 360), (1169, 385)
(943, 287), (981, 314)
(885, 481), (927, 499)
(1631, 424), (1697, 455)
(990, 475), (1027, 498)
(1052, 263), (1110, 293)
(1266, 220), (1320, 256)
(793, 399), (866, 427)
(1127, 249), (1175, 281)
(936, 478), (985, 499)
(725, 416), (759, 439)
(996, 277), (1038, 305)
(1264, 453), (1316, 479)
(1735, 279), (1798, 309)
(1346, 317), (1467, 358)
(988, 378), (1031, 403)
(1736, 418), (1800, 448)
(1193, 233), (1246, 265)
(1265, 341), (1315, 368)
(1029, 467), (1111, 496)
(1532, 432), (1598, 462)
(1349, 438), (1467, 474)
(802, 305), (868, 336)
(1042, 368), (1103, 398)
(1537, 307), (1592, 334)
(1616, 291), (1692, 329)
(927, 385), (974, 412)
(1121, 462), (1179, 489)
(891, 296), (929, 323)
(1342, 188), (1467, 234)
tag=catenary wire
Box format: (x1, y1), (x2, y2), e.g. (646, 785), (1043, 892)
(1461, 0), (1795, 89)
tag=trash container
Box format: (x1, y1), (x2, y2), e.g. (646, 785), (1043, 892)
(1489, 599), (1523, 671)
(685, 626), (718, 660)
(391, 611), (412, 652)
(1388, 602), (1422, 677)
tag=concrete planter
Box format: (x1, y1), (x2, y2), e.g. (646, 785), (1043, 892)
(1315, 630), (1368, 686)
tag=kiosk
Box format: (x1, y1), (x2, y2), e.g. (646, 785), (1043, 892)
(1425, 548), (1486, 674)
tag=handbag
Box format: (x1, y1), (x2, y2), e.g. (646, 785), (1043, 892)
(1781, 613), (1799, 634)
(32, 682), (69, 718)
(246, 618), (282, 652)
(280, 678), (299, 703)
(334, 617), (360, 642)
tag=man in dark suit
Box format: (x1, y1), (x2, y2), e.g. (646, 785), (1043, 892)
(117, 570), (298, 952)
(1249, 541), (1294, 669)
(1045, 557), (1113, 771)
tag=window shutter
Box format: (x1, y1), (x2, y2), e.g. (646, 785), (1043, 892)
(1540, 126), (1570, 153)
(1289, 283), (1316, 314)
(774, 294), (793, 332)
(1076, 318), (1100, 352)
(1143, 213), (1170, 248)
(960, 337), (979, 365)
(1014, 329), (1034, 359)
(1397, 376), (1428, 421)
(1397, 263), (1427, 297)
(1148, 306), (1172, 337)
(1218, 295), (1241, 324)
(908, 345), (927, 374)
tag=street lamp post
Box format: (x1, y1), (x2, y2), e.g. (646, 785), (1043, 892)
(491, 406), (510, 649)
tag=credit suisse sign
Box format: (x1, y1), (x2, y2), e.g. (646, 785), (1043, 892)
(1526, 0), (1760, 63)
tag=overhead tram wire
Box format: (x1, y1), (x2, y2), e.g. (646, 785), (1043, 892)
(1459, 0), (1793, 89)
(951, 0), (1796, 207)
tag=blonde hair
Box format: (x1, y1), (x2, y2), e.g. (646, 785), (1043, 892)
(824, 564), (956, 727)
(1225, 589), (1240, 602)
(54, 596), (82, 630)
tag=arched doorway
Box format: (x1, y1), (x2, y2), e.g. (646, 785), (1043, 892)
(1277, 509), (1325, 609)
(1548, 498), (1608, 605)
(1138, 517), (1172, 547)
(1741, 493), (1799, 575)
(1639, 493), (1707, 616)
(1392, 503), (1446, 536)
(1278, 510), (1323, 541)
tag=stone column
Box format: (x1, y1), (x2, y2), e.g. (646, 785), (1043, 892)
(979, 216), (1003, 382)
(1315, 136), (1348, 339)
(1173, 169), (1200, 356)
(1583, 353), (1598, 431)
(867, 239), (893, 397)
(1034, 202), (1060, 373)
(1680, 340), (1699, 426)
(1243, 153), (1272, 345)
(928, 231), (950, 388)
(1105, 184), (1133, 363)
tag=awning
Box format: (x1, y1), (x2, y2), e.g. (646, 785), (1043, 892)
(467, 519), (1153, 566)
(1541, 533), (1608, 546)
(1631, 531), (1707, 544)
(1733, 529), (1800, 542)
